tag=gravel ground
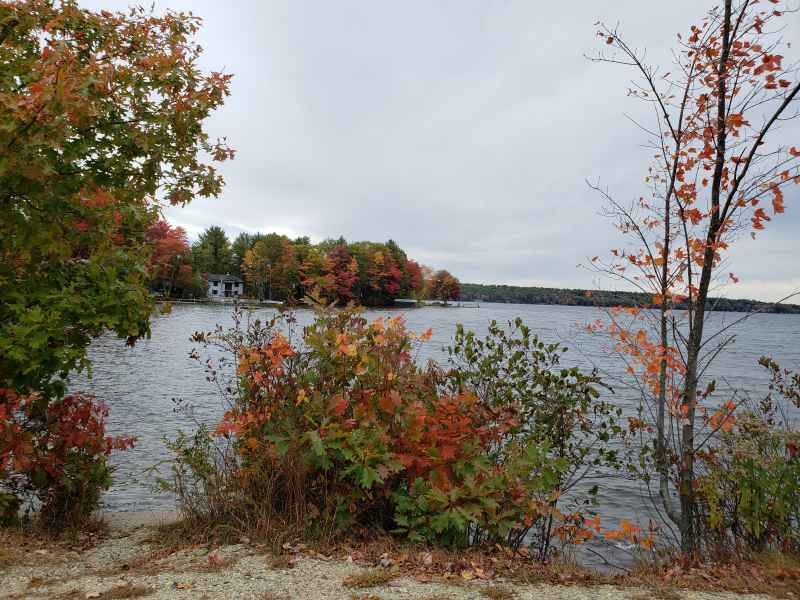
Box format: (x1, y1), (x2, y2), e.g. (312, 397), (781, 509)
(0, 513), (774, 600)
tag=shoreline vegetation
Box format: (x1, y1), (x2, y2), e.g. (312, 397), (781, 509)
(459, 283), (800, 314)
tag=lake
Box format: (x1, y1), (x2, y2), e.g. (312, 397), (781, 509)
(73, 302), (800, 566)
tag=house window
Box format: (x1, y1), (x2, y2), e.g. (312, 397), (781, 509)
(212, 290), (218, 295)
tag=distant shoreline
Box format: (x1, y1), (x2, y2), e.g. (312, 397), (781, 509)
(459, 283), (800, 315)
(155, 290), (800, 315)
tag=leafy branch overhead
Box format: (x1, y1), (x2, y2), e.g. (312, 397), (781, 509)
(0, 1), (233, 395)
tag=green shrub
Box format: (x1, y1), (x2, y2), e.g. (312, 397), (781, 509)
(695, 358), (800, 555)
(445, 318), (623, 558)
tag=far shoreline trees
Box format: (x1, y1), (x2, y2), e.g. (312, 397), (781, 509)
(155, 224), (461, 306)
(458, 283), (800, 314)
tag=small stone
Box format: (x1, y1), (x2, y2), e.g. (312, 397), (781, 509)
(85, 593), (101, 599)
(379, 558), (393, 568)
(421, 552), (433, 566)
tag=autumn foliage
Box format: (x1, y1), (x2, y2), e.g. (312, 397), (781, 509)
(0, 389), (134, 528)
(591, 0), (800, 555)
(145, 220), (201, 298)
(203, 228), (459, 306)
(0, 1), (229, 529)
(167, 305), (622, 557)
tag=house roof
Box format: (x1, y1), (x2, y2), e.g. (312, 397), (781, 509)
(206, 273), (244, 284)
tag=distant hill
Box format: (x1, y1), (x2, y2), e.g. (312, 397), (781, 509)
(458, 283), (800, 314)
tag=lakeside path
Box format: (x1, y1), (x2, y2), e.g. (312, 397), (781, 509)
(0, 513), (773, 600)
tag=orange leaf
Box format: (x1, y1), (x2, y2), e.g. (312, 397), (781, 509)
(331, 395), (348, 417)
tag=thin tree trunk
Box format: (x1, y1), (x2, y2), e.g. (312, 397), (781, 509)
(679, 0), (732, 556)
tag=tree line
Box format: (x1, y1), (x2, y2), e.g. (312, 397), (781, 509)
(458, 283), (800, 314)
(145, 222), (460, 305)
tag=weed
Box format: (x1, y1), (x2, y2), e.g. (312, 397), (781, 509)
(480, 586), (517, 600)
(99, 584), (155, 599)
(632, 585), (683, 600)
(266, 553), (295, 570)
(342, 568), (399, 589)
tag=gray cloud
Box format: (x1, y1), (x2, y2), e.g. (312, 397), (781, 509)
(82, 0), (800, 301)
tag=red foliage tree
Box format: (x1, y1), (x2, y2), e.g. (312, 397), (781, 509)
(363, 250), (403, 305)
(327, 244), (359, 301)
(145, 220), (194, 297)
(427, 270), (460, 302)
(403, 259), (424, 298)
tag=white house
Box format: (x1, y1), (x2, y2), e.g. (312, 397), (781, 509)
(206, 273), (244, 300)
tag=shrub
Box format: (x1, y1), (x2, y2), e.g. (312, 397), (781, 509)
(444, 318), (623, 558)
(0, 389), (134, 531)
(694, 358), (800, 555)
(170, 304), (616, 560)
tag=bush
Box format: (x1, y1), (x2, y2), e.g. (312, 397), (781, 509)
(694, 358), (800, 555)
(169, 305), (617, 559)
(0, 389), (134, 531)
(444, 318), (623, 558)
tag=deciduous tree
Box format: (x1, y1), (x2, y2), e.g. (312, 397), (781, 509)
(0, 1), (232, 396)
(427, 270), (461, 303)
(145, 220), (194, 298)
(242, 234), (296, 301)
(589, 0), (800, 554)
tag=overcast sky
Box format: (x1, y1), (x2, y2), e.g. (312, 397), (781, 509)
(84, 1), (800, 302)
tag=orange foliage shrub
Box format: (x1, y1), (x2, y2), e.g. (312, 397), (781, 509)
(171, 305), (588, 554)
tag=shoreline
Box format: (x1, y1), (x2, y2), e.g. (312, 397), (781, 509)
(0, 512), (775, 600)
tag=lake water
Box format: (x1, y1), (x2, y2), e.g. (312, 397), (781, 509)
(73, 302), (800, 565)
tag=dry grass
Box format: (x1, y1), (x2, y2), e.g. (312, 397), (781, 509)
(0, 526), (64, 569)
(479, 585), (517, 600)
(50, 590), (83, 600)
(342, 567), (400, 589)
(266, 553), (296, 569)
(627, 551), (800, 600)
(0, 517), (110, 572)
(631, 584), (683, 600)
(98, 584), (156, 599)
(48, 587), (153, 600)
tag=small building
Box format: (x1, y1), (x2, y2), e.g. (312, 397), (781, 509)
(206, 273), (244, 300)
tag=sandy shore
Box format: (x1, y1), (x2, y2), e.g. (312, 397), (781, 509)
(0, 512), (772, 600)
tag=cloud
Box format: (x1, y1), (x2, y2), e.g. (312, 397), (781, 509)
(83, 0), (800, 302)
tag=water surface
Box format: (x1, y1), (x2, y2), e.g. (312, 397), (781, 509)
(73, 302), (800, 565)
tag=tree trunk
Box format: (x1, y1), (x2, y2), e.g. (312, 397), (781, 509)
(678, 0), (732, 556)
